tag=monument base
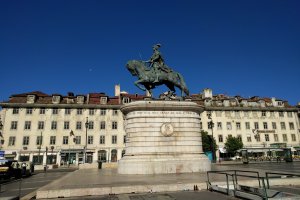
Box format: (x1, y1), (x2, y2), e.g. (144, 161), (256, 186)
(118, 100), (211, 174)
(118, 154), (210, 174)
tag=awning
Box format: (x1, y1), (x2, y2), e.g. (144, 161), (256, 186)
(4, 150), (17, 158)
(61, 149), (83, 153)
(246, 149), (284, 153)
(291, 147), (296, 152)
(247, 149), (264, 153)
(5, 154), (16, 158)
(219, 147), (227, 153)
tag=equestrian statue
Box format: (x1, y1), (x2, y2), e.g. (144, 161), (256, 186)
(126, 44), (189, 98)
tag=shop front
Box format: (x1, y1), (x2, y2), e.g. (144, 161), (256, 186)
(60, 149), (84, 165)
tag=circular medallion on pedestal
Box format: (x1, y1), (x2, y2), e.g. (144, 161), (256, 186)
(160, 123), (174, 137)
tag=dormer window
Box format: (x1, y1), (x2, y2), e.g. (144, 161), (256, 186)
(223, 100), (229, 107)
(277, 101), (283, 106)
(52, 96), (61, 104)
(67, 98), (74, 104)
(230, 101), (236, 106)
(77, 96), (84, 104)
(241, 100), (248, 107)
(27, 95), (36, 104)
(100, 97), (107, 104)
(259, 100), (265, 107)
(204, 99), (211, 106)
(123, 97), (130, 104)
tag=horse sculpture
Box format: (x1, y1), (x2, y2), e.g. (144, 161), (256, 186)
(126, 60), (189, 97)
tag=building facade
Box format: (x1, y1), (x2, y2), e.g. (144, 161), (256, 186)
(194, 89), (300, 157)
(0, 87), (146, 166)
(0, 87), (299, 165)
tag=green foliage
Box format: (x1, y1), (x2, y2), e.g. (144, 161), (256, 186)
(225, 135), (243, 154)
(201, 130), (217, 152)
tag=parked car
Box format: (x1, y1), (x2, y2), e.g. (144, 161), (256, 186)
(0, 160), (22, 179)
(0, 160), (34, 179)
(20, 161), (34, 176)
(230, 155), (241, 161)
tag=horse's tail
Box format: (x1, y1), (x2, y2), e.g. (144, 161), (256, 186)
(176, 72), (190, 96)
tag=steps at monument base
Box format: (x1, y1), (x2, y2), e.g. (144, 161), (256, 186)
(36, 182), (207, 199)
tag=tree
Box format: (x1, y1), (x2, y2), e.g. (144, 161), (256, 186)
(225, 135), (243, 155)
(201, 130), (217, 152)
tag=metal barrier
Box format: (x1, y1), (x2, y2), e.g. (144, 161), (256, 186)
(207, 170), (300, 200)
(207, 171), (235, 195)
(207, 170), (265, 198)
(265, 172), (300, 189)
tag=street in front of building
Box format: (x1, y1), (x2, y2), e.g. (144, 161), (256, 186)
(0, 168), (76, 199)
(0, 161), (300, 199)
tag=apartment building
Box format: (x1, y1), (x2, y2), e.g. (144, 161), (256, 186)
(0, 86), (146, 165)
(0, 87), (299, 165)
(194, 89), (300, 156)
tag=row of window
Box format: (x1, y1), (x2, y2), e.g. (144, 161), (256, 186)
(218, 133), (297, 143)
(8, 135), (126, 146)
(10, 121), (118, 130)
(12, 108), (119, 116)
(204, 121), (295, 131)
(13, 108), (295, 118)
(212, 111), (294, 118)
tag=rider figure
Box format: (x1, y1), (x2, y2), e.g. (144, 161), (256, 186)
(146, 44), (172, 83)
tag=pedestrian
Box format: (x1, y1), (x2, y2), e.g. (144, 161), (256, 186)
(22, 162), (26, 176)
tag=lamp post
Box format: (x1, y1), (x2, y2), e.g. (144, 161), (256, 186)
(69, 130), (75, 167)
(45, 146), (48, 172)
(0, 117), (3, 131)
(50, 146), (54, 164)
(0, 117), (3, 150)
(38, 132), (43, 165)
(207, 112), (216, 163)
(84, 117), (89, 164)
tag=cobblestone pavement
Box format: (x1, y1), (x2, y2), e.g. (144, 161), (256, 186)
(32, 162), (300, 200)
(46, 191), (238, 200)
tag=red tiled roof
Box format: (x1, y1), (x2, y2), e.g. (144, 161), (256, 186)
(2, 91), (295, 107)
(11, 91), (48, 97)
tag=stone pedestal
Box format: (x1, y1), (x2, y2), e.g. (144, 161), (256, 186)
(118, 101), (211, 174)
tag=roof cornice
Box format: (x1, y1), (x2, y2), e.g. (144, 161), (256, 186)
(0, 103), (121, 109)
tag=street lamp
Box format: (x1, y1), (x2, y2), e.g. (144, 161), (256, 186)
(50, 146), (54, 164)
(38, 132), (43, 165)
(0, 117), (3, 130)
(207, 112), (216, 163)
(69, 130), (75, 167)
(84, 117), (89, 164)
(0, 117), (3, 150)
(45, 146), (48, 172)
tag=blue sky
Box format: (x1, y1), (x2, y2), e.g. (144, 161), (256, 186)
(0, 0), (299, 105)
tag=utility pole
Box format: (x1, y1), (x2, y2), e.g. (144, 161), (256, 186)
(38, 132), (43, 165)
(84, 117), (89, 164)
(0, 117), (3, 150)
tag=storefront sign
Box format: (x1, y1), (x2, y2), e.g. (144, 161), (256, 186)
(257, 130), (275, 134)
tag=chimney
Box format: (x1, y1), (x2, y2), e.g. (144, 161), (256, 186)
(202, 88), (212, 98)
(115, 84), (120, 97)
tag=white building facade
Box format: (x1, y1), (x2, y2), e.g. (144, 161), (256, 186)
(196, 89), (300, 157)
(0, 89), (146, 167)
(0, 88), (299, 166)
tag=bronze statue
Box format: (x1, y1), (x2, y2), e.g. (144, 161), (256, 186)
(126, 44), (189, 98)
(145, 44), (172, 83)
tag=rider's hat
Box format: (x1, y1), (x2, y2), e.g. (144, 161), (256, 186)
(153, 44), (161, 48)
